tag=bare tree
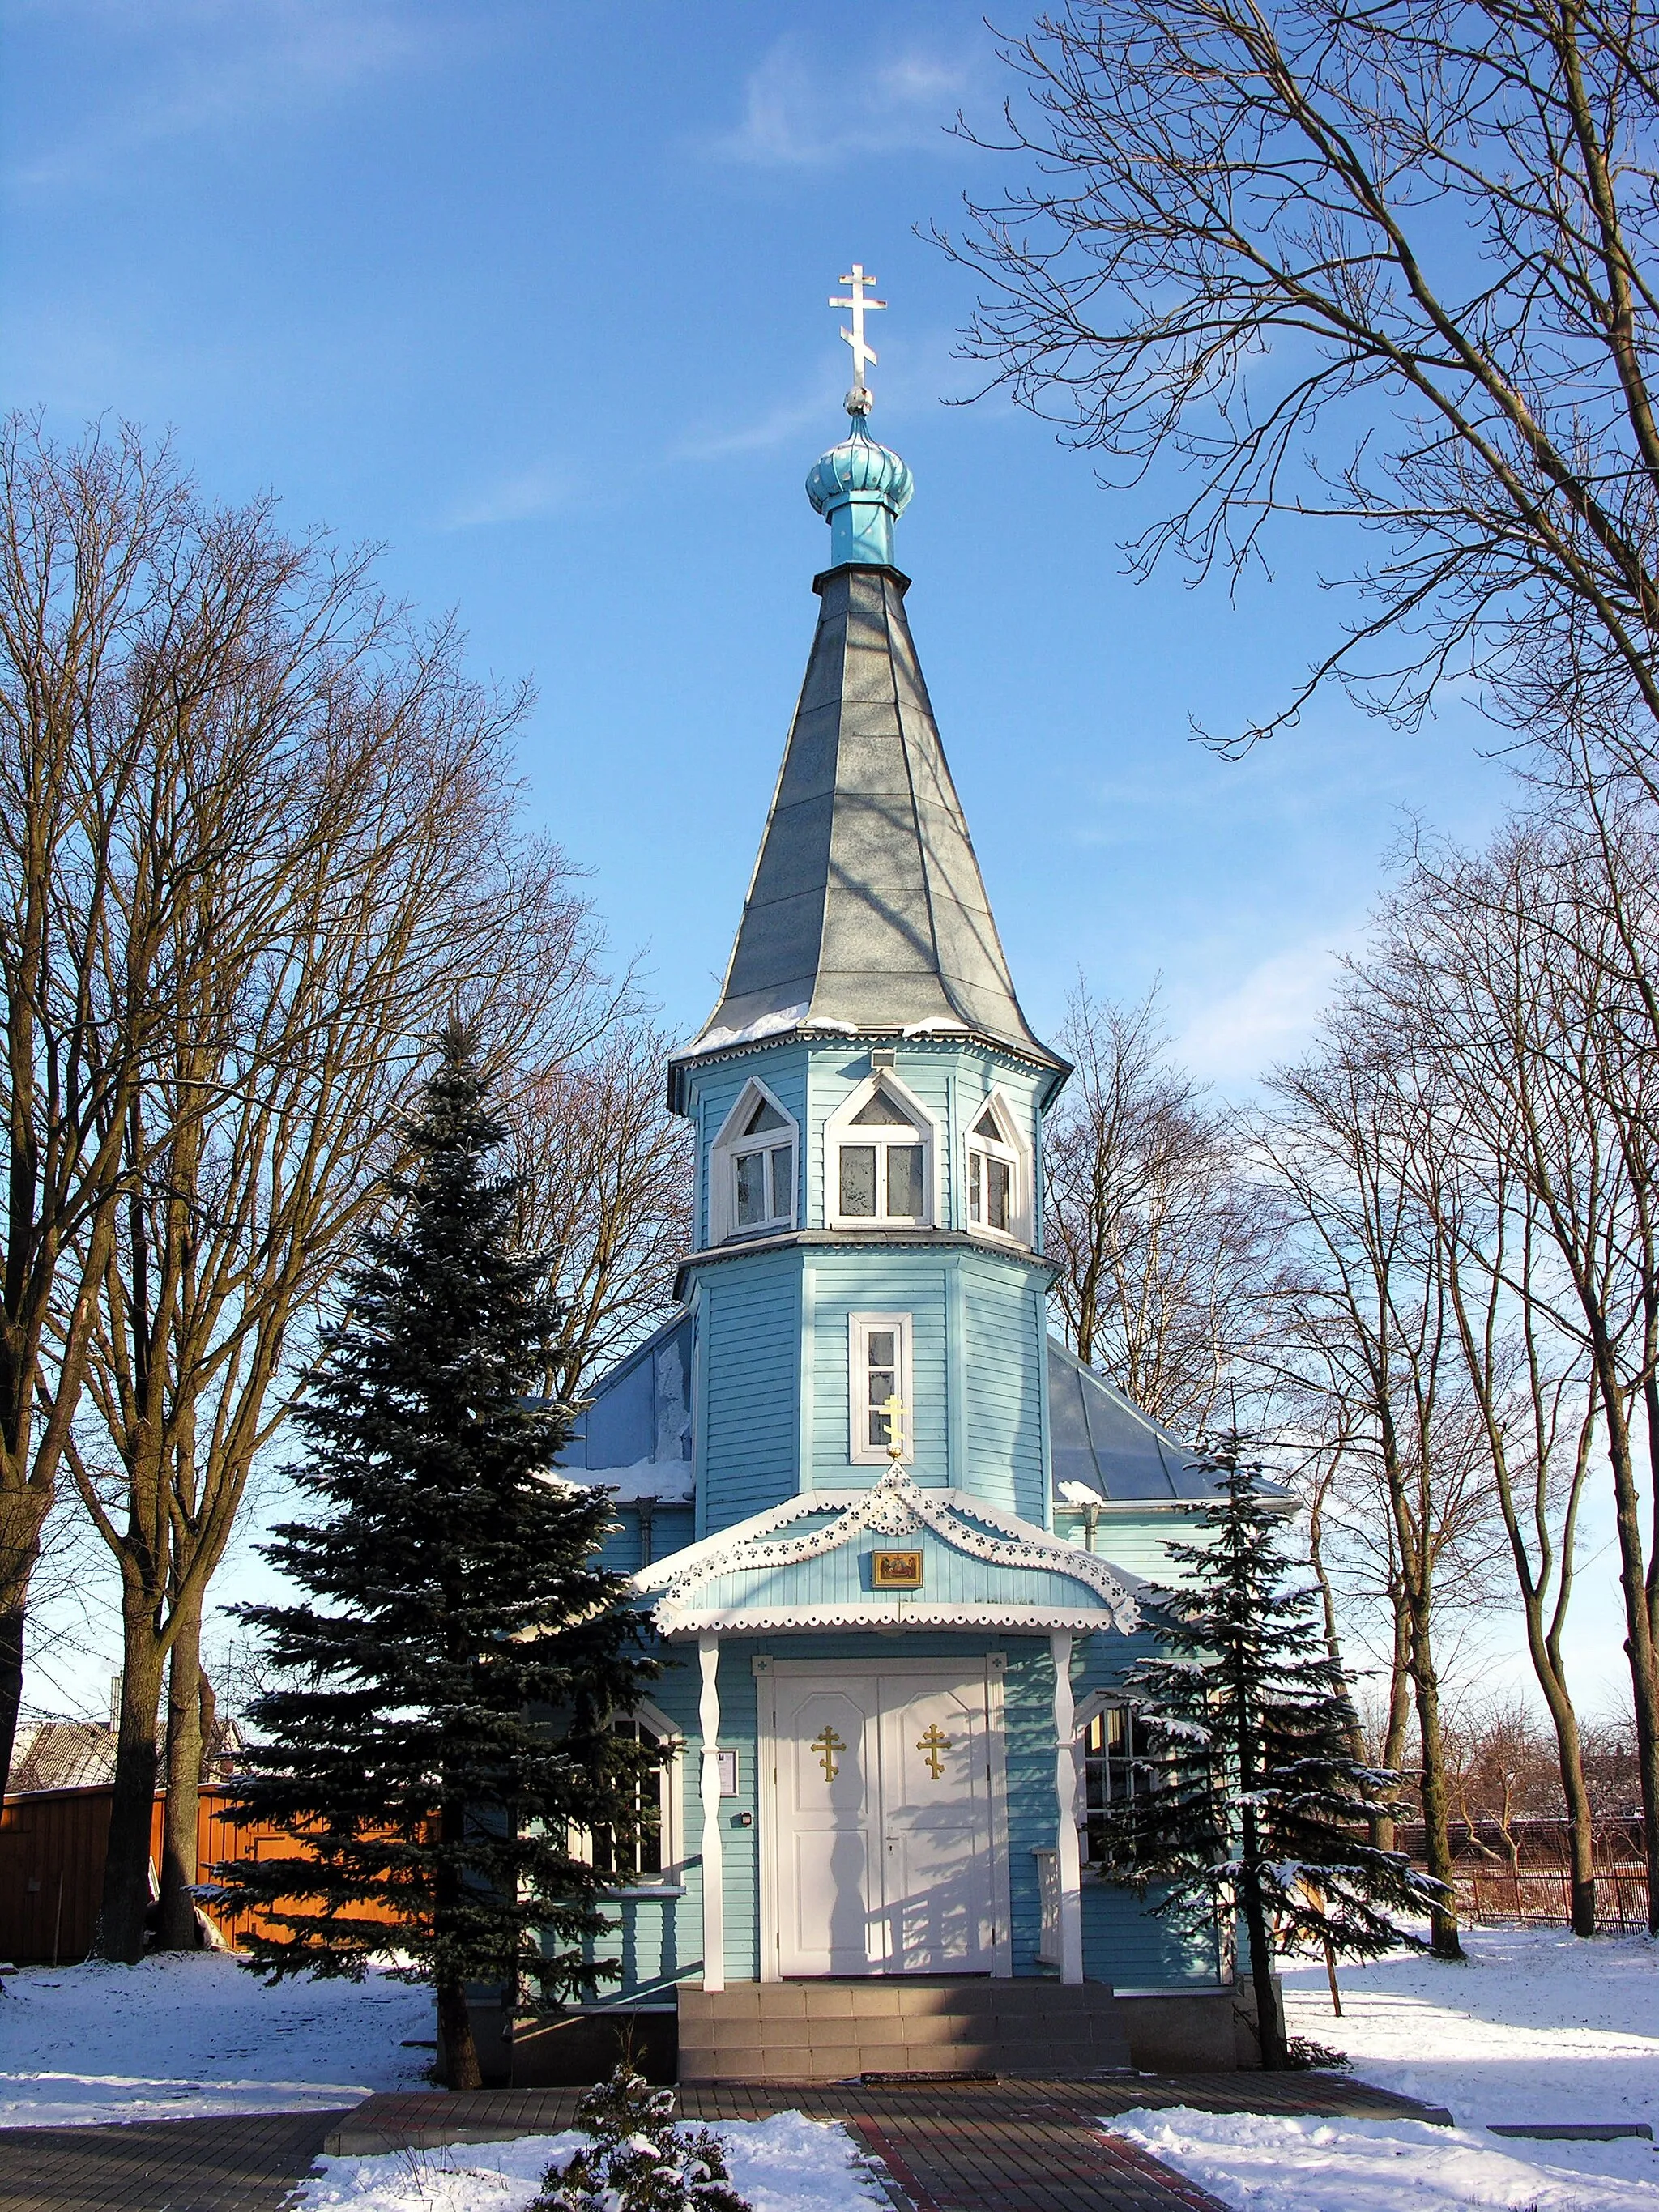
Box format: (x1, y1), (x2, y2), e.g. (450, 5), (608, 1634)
(0, 417), (383, 1789)
(504, 1015), (693, 1407)
(942, 1), (1659, 782)
(1253, 1020), (1503, 1956)
(5, 419), (610, 1960)
(1046, 980), (1275, 1433)
(1368, 813), (1659, 1927)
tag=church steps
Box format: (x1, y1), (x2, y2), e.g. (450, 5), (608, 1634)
(676, 1978), (1134, 2082)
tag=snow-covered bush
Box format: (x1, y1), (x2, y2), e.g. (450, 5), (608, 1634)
(530, 2065), (748, 2212)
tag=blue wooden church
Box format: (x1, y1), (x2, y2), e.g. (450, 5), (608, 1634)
(533, 284), (1268, 2082)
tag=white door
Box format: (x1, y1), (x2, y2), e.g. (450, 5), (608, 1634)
(769, 1665), (1002, 1977)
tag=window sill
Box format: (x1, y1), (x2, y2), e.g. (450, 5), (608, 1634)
(598, 1883), (687, 1901)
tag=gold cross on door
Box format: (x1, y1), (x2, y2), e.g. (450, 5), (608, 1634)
(811, 1724), (845, 1781)
(915, 1722), (953, 1780)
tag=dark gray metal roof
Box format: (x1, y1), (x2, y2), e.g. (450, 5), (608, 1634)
(679, 565), (1061, 1069)
(1047, 1337), (1269, 1504)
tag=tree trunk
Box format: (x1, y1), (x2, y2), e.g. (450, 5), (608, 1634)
(1407, 1612), (1464, 1961)
(437, 1980), (481, 2091)
(1599, 1377), (1659, 1931)
(1526, 1615), (1597, 1937)
(0, 1486), (52, 1788)
(1375, 1596), (1414, 1856)
(1239, 1846), (1285, 2069)
(155, 1595), (205, 1950)
(93, 1597), (167, 1962)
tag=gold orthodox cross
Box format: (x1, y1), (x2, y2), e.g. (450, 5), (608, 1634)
(881, 1395), (906, 1464)
(830, 262), (885, 400)
(916, 1722), (953, 1781)
(811, 1724), (845, 1781)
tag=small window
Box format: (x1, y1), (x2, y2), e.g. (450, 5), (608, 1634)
(1081, 1704), (1149, 1867)
(588, 1715), (672, 1882)
(712, 1082), (797, 1241)
(849, 1311), (913, 1464)
(966, 1097), (1021, 1239)
(836, 1085), (927, 1224)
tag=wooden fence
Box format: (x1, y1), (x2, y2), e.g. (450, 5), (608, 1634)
(0, 1784), (409, 1963)
(1456, 1865), (1652, 1933)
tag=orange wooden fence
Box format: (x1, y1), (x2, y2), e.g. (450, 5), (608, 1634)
(0, 1784), (412, 1962)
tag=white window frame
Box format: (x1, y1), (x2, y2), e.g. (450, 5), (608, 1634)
(963, 1089), (1030, 1244)
(709, 1077), (798, 1244)
(848, 1311), (914, 1466)
(570, 1697), (687, 1894)
(825, 1073), (939, 1230)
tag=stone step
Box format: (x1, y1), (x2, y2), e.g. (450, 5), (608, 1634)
(676, 1979), (1133, 2082)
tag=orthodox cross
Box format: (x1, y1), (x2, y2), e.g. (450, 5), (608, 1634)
(811, 1724), (846, 1781)
(830, 263), (885, 402)
(881, 1395), (906, 1464)
(916, 1723), (953, 1781)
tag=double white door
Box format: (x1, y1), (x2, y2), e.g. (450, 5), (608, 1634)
(765, 1664), (1004, 1977)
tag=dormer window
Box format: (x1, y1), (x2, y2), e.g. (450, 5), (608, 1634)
(710, 1080), (797, 1242)
(964, 1091), (1030, 1243)
(836, 1085), (928, 1224)
(967, 1103), (1016, 1235)
(735, 1096), (793, 1229)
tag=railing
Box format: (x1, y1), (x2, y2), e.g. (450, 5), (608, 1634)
(1456, 1865), (1651, 1933)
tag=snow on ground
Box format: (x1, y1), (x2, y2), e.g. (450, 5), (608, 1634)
(1109, 1924), (1659, 2212)
(1111, 2108), (1659, 2212)
(297, 2112), (879, 2212)
(0, 1953), (433, 2125)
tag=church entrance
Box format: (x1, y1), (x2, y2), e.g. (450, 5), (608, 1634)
(759, 1661), (1007, 1979)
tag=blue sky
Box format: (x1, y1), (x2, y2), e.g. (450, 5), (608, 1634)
(5, 2), (1625, 1716)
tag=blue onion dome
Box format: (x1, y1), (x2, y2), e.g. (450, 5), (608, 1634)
(806, 410), (913, 568)
(806, 411), (914, 520)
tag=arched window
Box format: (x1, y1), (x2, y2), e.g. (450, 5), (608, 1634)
(828, 1077), (936, 1228)
(709, 1080), (798, 1242)
(966, 1096), (1022, 1239)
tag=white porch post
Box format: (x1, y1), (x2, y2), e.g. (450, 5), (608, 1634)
(1050, 1629), (1085, 1984)
(697, 1631), (725, 1993)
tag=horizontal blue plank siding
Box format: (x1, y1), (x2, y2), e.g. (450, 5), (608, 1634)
(700, 1251), (800, 1534)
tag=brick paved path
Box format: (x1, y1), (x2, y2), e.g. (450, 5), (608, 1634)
(329, 2074), (1450, 2212)
(0, 2073), (1451, 2212)
(0, 2111), (349, 2212)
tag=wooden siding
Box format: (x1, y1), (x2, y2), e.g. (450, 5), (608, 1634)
(808, 1251), (949, 1487)
(962, 1256), (1047, 1518)
(702, 1250), (802, 1532)
(691, 1536), (1115, 1618)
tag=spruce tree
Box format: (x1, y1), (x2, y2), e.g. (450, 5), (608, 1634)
(225, 1032), (657, 2089)
(1104, 1431), (1439, 2069)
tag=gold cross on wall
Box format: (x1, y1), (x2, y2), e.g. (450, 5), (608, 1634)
(881, 1395), (906, 1464)
(916, 1723), (953, 1781)
(811, 1724), (846, 1781)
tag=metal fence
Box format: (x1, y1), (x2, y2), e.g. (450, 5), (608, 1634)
(1456, 1865), (1652, 1933)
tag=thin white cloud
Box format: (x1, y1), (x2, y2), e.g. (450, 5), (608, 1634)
(675, 384), (842, 463)
(446, 462), (574, 530)
(708, 33), (975, 168)
(1176, 939), (1350, 1083)
(8, 0), (450, 190)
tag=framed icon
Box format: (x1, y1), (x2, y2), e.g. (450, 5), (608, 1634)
(870, 1549), (924, 1590)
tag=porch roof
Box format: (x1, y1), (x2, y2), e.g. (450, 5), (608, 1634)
(631, 1464), (1140, 1638)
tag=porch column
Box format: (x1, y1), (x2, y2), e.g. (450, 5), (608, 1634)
(697, 1631), (725, 1993)
(1050, 1629), (1085, 1984)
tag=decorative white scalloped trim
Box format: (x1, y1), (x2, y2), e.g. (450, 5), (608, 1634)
(636, 1465), (1138, 1634)
(655, 1600), (1121, 1634)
